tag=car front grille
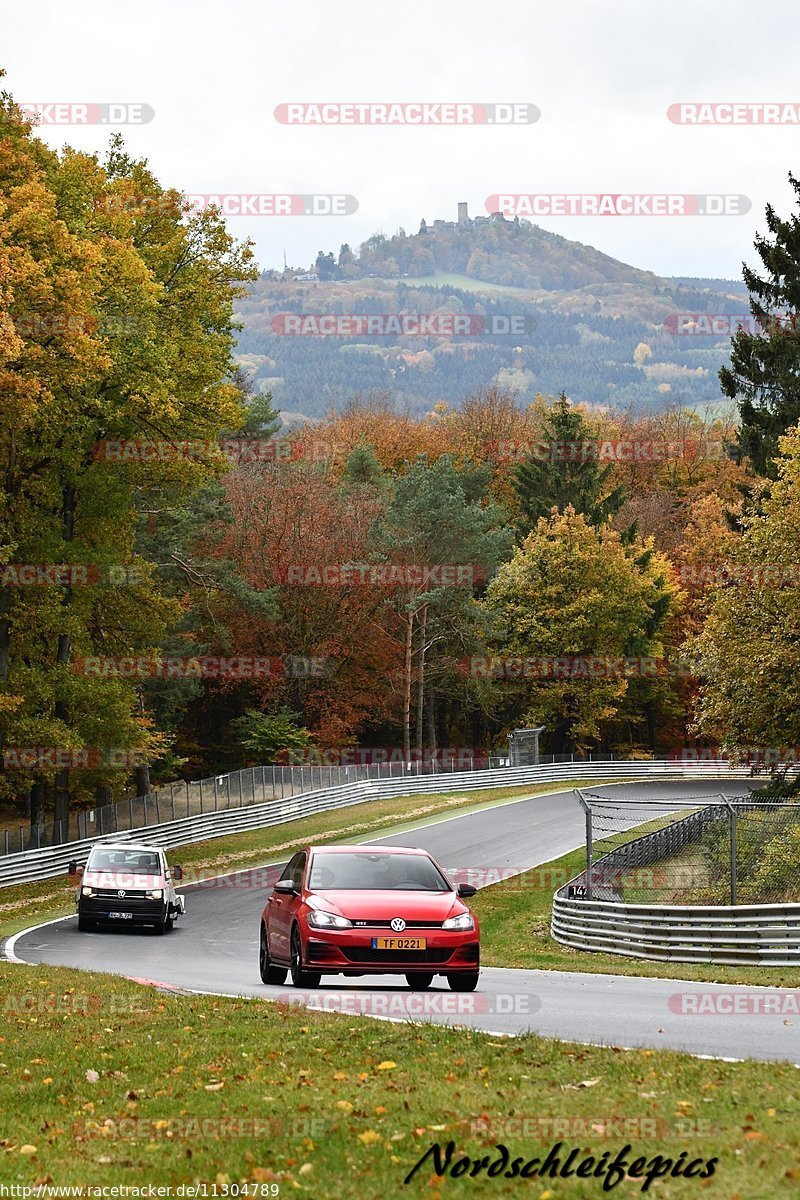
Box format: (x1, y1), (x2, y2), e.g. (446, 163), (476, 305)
(93, 889), (149, 901)
(343, 948), (454, 965)
(350, 919), (445, 929)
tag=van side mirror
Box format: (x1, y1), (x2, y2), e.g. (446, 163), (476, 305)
(173, 865), (184, 881)
(457, 883), (477, 898)
(68, 862), (83, 877)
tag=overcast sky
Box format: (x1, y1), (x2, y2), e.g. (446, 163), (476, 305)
(4, 0), (800, 280)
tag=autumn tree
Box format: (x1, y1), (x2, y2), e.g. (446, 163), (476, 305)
(722, 173), (800, 477)
(692, 428), (800, 755)
(373, 456), (513, 757)
(0, 81), (255, 830)
(513, 393), (627, 536)
(483, 508), (677, 753)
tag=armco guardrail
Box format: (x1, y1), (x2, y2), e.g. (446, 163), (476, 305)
(0, 759), (759, 890)
(551, 895), (800, 966)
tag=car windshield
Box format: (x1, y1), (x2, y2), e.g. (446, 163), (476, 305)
(87, 849), (161, 875)
(308, 852), (450, 891)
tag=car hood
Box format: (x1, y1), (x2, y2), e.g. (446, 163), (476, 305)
(83, 871), (164, 890)
(306, 890), (464, 921)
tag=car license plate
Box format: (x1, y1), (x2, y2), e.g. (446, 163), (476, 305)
(371, 936), (426, 950)
(107, 912), (133, 920)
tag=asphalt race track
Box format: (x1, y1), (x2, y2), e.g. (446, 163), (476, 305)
(8, 779), (800, 1064)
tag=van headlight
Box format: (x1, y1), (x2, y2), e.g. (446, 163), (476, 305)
(146, 889), (163, 900)
(442, 912), (474, 931)
(307, 910), (352, 929)
(81, 887), (94, 898)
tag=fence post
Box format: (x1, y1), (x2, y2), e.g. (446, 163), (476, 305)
(199, 777), (204, 815)
(575, 789), (593, 900)
(721, 795), (738, 905)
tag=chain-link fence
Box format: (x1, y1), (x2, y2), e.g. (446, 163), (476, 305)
(1, 751), (633, 855)
(567, 789), (800, 906)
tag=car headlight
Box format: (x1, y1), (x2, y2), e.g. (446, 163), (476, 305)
(307, 910), (352, 929)
(81, 887), (94, 898)
(442, 912), (475, 931)
(146, 889), (164, 900)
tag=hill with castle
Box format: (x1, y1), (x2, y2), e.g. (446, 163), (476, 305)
(234, 204), (748, 421)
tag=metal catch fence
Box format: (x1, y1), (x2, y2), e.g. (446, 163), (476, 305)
(0, 752), (622, 856)
(568, 789), (800, 906)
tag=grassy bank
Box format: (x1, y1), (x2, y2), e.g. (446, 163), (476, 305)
(1, 961), (799, 1197)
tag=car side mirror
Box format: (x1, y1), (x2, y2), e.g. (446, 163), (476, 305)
(173, 865), (184, 881)
(457, 883), (477, 898)
(273, 878), (297, 895)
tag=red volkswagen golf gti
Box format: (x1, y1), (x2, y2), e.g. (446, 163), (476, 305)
(259, 845), (480, 991)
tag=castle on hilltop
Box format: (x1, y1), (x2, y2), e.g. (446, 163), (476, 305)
(419, 201), (518, 234)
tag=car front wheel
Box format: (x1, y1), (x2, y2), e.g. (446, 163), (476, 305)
(260, 923), (288, 985)
(406, 973), (434, 990)
(448, 973), (479, 992)
(290, 927), (321, 989)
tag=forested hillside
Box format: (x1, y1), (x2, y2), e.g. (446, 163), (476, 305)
(236, 215), (748, 417)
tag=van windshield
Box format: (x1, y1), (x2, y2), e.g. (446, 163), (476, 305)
(87, 849), (161, 875)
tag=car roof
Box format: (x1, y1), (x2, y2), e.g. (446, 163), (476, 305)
(89, 843), (164, 854)
(307, 845), (430, 856)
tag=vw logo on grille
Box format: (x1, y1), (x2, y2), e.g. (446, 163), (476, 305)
(117, 889), (126, 898)
(390, 917), (406, 932)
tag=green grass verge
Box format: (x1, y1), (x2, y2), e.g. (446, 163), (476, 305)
(1, 962), (799, 1197)
(471, 844), (800, 987)
(0, 781), (600, 941)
